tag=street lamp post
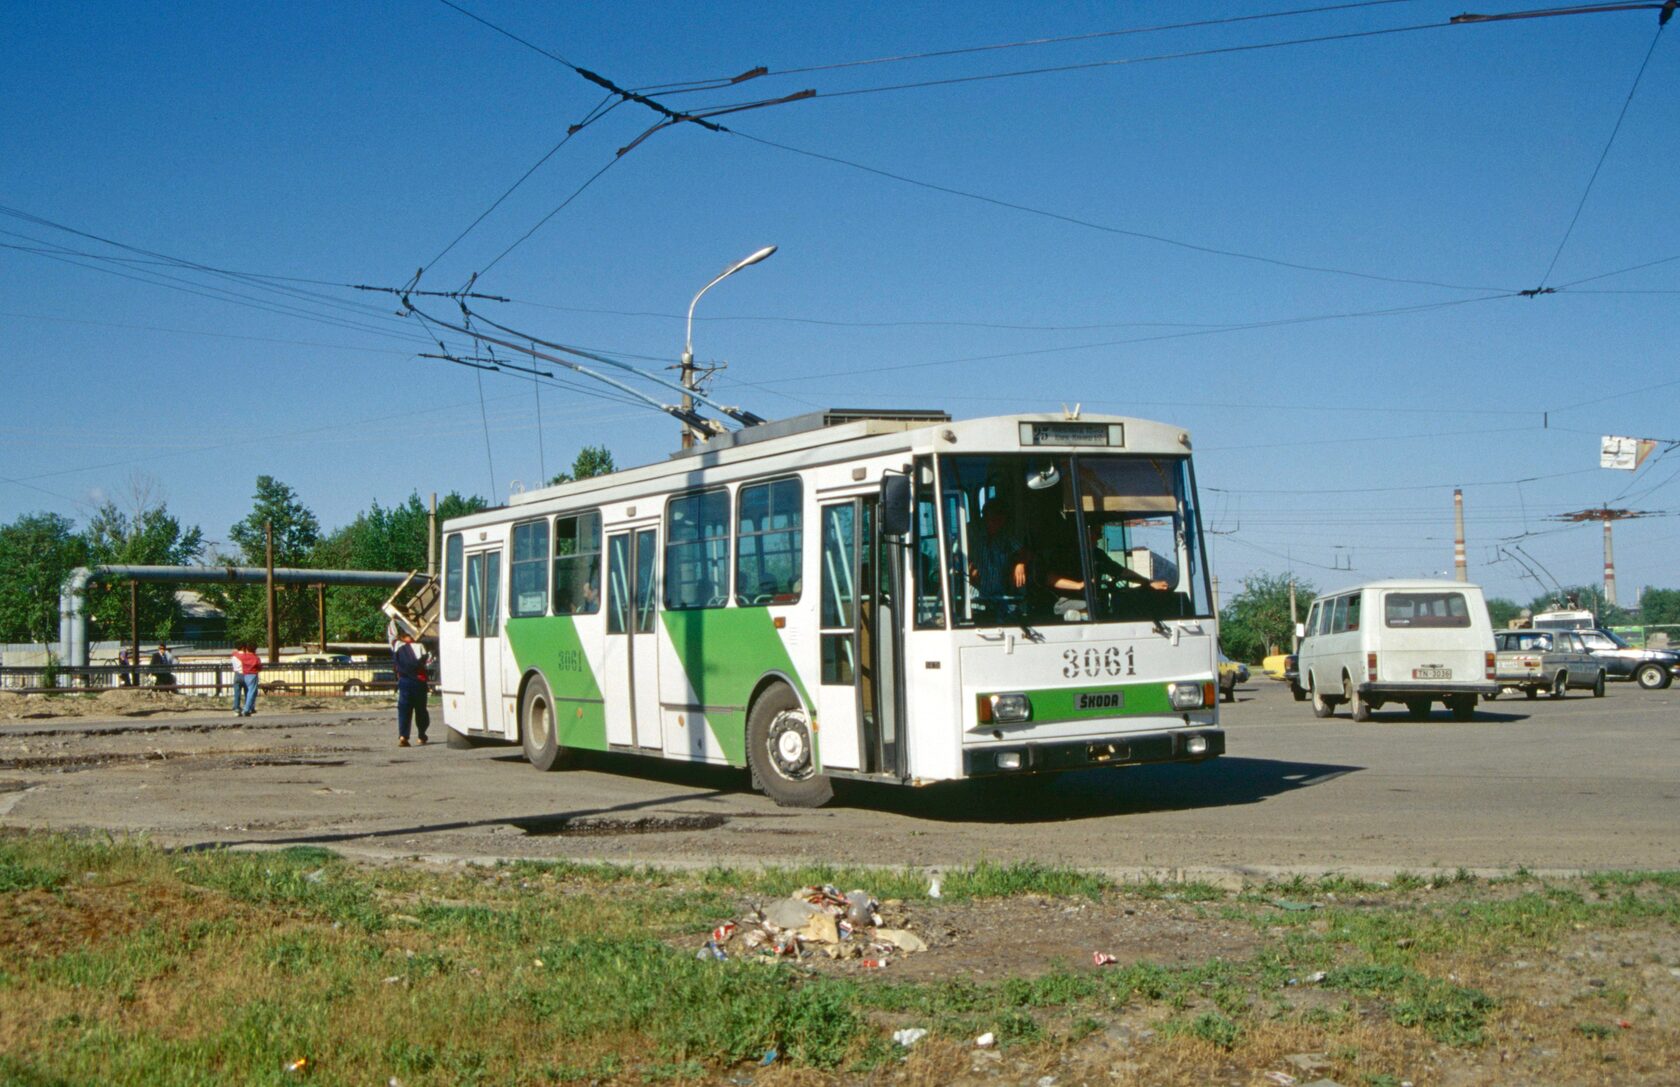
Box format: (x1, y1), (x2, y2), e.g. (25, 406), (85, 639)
(680, 245), (777, 449)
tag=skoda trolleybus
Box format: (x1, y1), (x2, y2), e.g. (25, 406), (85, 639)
(439, 410), (1224, 806)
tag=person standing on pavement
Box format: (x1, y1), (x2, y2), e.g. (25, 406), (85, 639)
(149, 643), (176, 688)
(392, 631), (430, 746)
(233, 643), (262, 716)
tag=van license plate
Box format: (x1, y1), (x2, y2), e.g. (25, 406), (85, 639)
(1075, 691), (1124, 711)
(1412, 666), (1451, 680)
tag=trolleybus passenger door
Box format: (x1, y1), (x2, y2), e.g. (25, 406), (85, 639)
(603, 532), (634, 747)
(462, 548), (503, 734)
(630, 527), (662, 751)
(818, 499), (906, 778)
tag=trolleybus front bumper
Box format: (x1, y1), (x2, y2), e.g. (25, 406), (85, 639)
(963, 727), (1223, 777)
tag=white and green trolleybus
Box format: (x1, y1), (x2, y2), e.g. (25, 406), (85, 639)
(439, 409), (1224, 806)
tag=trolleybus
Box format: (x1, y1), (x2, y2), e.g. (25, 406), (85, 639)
(439, 409), (1224, 806)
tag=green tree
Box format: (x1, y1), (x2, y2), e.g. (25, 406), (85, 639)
(83, 496), (205, 641)
(214, 477), (323, 646)
(313, 491), (487, 640)
(1219, 572), (1315, 663)
(1485, 596), (1522, 629)
(0, 512), (88, 644)
(547, 444), (616, 486)
(1638, 587), (1680, 626)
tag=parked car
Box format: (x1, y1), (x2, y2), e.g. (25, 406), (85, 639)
(1575, 628), (1679, 689)
(1217, 653), (1249, 703)
(1296, 579), (1497, 721)
(1490, 629), (1605, 699)
(263, 653), (394, 695)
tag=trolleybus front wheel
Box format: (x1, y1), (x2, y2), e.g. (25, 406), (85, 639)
(747, 685), (833, 808)
(521, 675), (573, 772)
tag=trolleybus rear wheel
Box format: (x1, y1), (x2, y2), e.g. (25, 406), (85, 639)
(747, 684), (833, 808)
(521, 675), (572, 772)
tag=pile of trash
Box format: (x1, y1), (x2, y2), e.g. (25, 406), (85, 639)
(696, 885), (928, 967)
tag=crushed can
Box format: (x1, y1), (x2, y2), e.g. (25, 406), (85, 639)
(860, 958), (888, 969)
(712, 921), (737, 943)
(1092, 951), (1118, 967)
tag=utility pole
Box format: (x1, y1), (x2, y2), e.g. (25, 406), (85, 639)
(1288, 578), (1300, 653)
(1552, 506), (1652, 610)
(265, 520), (278, 665)
(128, 580), (139, 687)
(1452, 488), (1467, 582)
(427, 492), (438, 578)
(1603, 518), (1617, 608)
(316, 584), (327, 652)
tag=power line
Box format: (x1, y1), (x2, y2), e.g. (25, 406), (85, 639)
(476, 152), (625, 277)
(1533, 15), (1671, 287)
(422, 92), (619, 271)
(725, 130), (1516, 294)
(1206, 467), (1600, 495)
(637, 1), (1427, 91)
(723, 292), (1517, 390)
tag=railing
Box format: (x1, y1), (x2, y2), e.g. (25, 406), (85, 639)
(0, 661), (436, 698)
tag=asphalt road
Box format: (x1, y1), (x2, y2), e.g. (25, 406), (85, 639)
(2, 680), (1676, 879)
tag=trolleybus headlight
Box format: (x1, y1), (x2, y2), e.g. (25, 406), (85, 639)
(979, 693), (1032, 724)
(1168, 682), (1207, 710)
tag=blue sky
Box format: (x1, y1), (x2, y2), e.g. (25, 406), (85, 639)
(4, 0), (1677, 606)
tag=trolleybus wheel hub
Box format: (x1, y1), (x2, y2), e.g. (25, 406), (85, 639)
(768, 712), (812, 779)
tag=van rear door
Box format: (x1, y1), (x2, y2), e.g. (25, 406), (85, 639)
(1375, 588), (1484, 683)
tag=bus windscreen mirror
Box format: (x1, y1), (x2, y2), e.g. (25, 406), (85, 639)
(879, 474), (911, 537)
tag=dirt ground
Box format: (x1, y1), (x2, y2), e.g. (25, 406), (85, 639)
(0, 688), (393, 719)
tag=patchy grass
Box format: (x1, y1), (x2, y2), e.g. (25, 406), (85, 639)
(697, 858), (1109, 901)
(2, 832), (1678, 1085)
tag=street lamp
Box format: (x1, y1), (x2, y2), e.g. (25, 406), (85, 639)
(680, 245), (777, 448)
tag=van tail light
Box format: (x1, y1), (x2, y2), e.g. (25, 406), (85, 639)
(1367, 652), (1378, 683)
(1485, 651), (1496, 680)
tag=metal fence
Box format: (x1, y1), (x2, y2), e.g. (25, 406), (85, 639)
(0, 659), (433, 698)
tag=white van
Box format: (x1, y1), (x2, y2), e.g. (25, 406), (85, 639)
(1297, 579), (1497, 722)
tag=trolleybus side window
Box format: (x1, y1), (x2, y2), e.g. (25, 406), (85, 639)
(820, 503), (857, 685)
(509, 520), (549, 618)
(913, 457), (944, 629)
(553, 511), (602, 615)
(736, 478), (802, 606)
(665, 489), (732, 609)
(444, 533), (463, 621)
(606, 534), (630, 635)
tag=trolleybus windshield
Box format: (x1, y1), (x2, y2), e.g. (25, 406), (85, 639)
(938, 453), (1211, 628)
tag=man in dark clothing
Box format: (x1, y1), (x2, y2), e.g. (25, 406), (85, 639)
(393, 632), (431, 747)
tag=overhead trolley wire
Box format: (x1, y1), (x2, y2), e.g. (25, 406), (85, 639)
(724, 130), (1518, 294)
(1531, 10), (1672, 288)
(636, 0), (1427, 92)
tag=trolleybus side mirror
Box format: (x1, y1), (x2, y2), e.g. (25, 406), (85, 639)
(879, 473), (912, 539)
